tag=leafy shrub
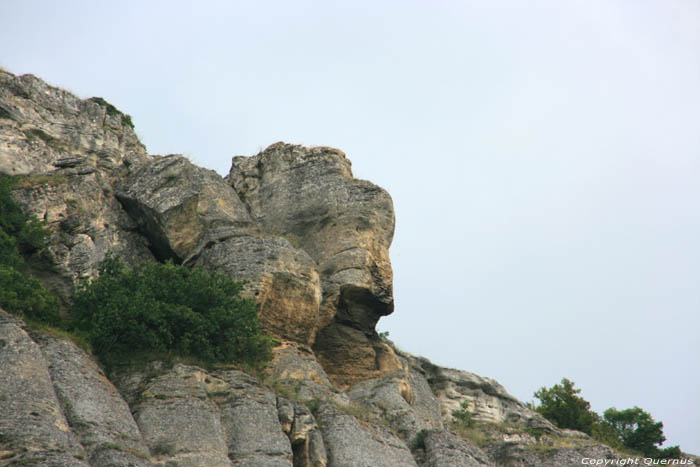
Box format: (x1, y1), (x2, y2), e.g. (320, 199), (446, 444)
(411, 429), (428, 450)
(70, 256), (273, 368)
(452, 401), (475, 428)
(0, 175), (60, 325)
(533, 378), (598, 435)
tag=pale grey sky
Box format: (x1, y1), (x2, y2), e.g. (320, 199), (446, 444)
(2, 0), (698, 453)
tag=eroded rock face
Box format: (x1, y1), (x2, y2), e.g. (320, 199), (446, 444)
(347, 367), (445, 443)
(0, 71), (145, 177)
(315, 402), (418, 467)
(0, 310), (150, 466)
(0, 312), (89, 466)
(227, 142), (395, 330)
(396, 346), (559, 433)
(35, 334), (152, 466)
(195, 237), (321, 345)
(227, 142), (396, 387)
(263, 341), (349, 405)
(2, 71), (667, 467)
(423, 430), (491, 467)
(0, 69), (153, 298)
(117, 155), (253, 262)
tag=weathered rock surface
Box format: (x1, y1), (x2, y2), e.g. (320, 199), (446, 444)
(396, 346), (559, 433)
(0, 69), (153, 298)
(117, 154), (253, 262)
(195, 237), (321, 345)
(347, 371), (442, 442)
(486, 443), (617, 467)
(35, 334), (152, 466)
(0, 311), (90, 466)
(315, 402), (418, 467)
(264, 341), (349, 405)
(423, 430), (491, 467)
(227, 143), (397, 387)
(0, 71), (145, 177)
(278, 399), (327, 467)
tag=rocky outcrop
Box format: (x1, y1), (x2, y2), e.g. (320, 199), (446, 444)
(1, 68), (401, 386)
(486, 443), (618, 467)
(0, 71), (145, 177)
(116, 154), (253, 262)
(35, 334), (151, 466)
(396, 346), (559, 433)
(0, 312), (90, 466)
(0, 69), (153, 299)
(263, 341), (348, 404)
(227, 143), (397, 387)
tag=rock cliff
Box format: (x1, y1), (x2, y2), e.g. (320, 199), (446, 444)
(1, 70), (690, 466)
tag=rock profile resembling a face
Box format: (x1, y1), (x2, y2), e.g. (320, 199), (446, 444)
(227, 142), (399, 387)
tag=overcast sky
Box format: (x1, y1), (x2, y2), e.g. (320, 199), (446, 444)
(2, 0), (698, 453)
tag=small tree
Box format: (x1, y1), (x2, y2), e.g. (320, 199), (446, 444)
(601, 407), (680, 459)
(533, 378), (598, 435)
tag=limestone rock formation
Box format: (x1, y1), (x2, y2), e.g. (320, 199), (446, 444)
(0, 69), (153, 299)
(423, 430), (490, 467)
(116, 154), (253, 263)
(395, 346), (560, 433)
(314, 403), (418, 467)
(227, 143), (399, 387)
(2, 70), (692, 467)
(194, 237), (322, 346)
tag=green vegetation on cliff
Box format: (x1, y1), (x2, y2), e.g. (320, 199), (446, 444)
(534, 378), (681, 459)
(0, 175), (60, 325)
(71, 255), (273, 368)
(2, 173), (272, 369)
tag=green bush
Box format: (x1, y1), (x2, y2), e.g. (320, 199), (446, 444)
(533, 378), (598, 435)
(70, 256), (273, 368)
(452, 401), (475, 428)
(0, 174), (59, 325)
(411, 429), (428, 450)
(534, 378), (682, 459)
(601, 407), (680, 459)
